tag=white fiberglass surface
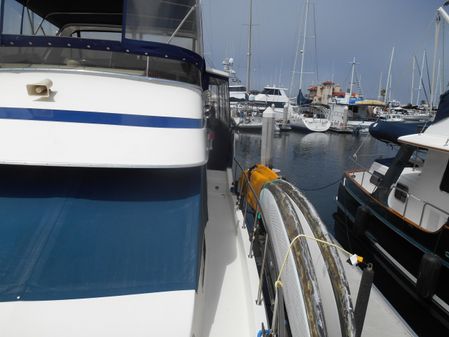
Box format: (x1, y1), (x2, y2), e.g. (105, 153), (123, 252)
(0, 71), (202, 119)
(0, 290), (196, 337)
(260, 189), (310, 337)
(290, 200), (342, 337)
(0, 119), (207, 168)
(0, 71), (206, 167)
(201, 170), (266, 337)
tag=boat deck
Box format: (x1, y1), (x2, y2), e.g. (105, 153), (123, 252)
(340, 250), (415, 337)
(200, 169), (267, 336)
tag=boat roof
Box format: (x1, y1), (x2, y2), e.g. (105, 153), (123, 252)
(399, 133), (449, 153)
(263, 86), (288, 90)
(206, 67), (229, 80)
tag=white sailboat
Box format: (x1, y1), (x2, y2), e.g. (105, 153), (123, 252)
(289, 0), (331, 133)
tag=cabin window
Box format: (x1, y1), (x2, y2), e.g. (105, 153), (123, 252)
(231, 86), (246, 92)
(394, 183), (409, 203)
(208, 76), (230, 125)
(369, 171), (383, 186)
(262, 88), (276, 95)
(440, 159), (449, 193)
(0, 46), (201, 85)
(410, 148), (427, 168)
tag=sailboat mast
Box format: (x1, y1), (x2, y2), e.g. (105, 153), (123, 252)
(298, 0), (310, 92)
(348, 57), (356, 103)
(411, 57), (415, 104)
(434, 59), (441, 105)
(384, 46), (395, 104)
(289, 11), (303, 97)
(430, 12), (441, 109)
(246, 0), (253, 94)
(378, 72), (383, 101)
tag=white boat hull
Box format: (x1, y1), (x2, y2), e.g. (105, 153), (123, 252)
(290, 116), (331, 132)
(0, 70), (206, 168)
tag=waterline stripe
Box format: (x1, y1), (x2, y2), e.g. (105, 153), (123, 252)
(0, 107), (204, 129)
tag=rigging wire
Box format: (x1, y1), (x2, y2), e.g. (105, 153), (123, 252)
(413, 54), (430, 105)
(425, 51), (432, 101)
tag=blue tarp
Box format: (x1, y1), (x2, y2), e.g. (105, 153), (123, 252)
(0, 165), (205, 301)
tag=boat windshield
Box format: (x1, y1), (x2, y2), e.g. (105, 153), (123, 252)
(124, 0), (201, 53)
(0, 0), (203, 85)
(261, 88), (281, 95)
(230, 86), (247, 92)
(2, 0), (201, 53)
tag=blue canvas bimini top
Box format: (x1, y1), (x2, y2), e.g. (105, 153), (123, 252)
(0, 165), (206, 301)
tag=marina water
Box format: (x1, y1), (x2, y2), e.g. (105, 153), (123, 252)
(235, 131), (396, 231)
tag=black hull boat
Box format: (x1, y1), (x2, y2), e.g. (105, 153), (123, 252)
(334, 89), (449, 335)
(334, 174), (449, 333)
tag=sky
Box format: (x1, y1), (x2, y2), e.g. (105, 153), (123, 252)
(201, 0), (447, 104)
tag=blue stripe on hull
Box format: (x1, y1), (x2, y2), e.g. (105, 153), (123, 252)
(0, 107), (204, 129)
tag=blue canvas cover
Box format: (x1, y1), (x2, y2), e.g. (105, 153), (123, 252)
(297, 89), (312, 106)
(0, 165), (206, 301)
(369, 121), (429, 144)
(434, 90), (449, 124)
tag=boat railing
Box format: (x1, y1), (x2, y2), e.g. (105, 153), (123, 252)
(350, 169), (375, 192)
(232, 158), (271, 302)
(390, 183), (449, 229)
(234, 159), (362, 336)
(351, 169), (449, 230)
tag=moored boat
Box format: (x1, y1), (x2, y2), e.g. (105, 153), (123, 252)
(290, 104), (331, 133)
(0, 1), (268, 335)
(335, 89), (449, 333)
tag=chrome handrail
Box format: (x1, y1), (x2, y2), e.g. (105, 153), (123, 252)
(352, 169), (449, 229)
(233, 158), (269, 231)
(232, 158), (272, 307)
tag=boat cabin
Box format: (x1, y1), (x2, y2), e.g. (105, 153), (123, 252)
(0, 2), (243, 336)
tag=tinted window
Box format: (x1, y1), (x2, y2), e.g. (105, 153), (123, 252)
(208, 76), (230, 125)
(262, 88), (275, 95)
(0, 46), (201, 86)
(441, 159), (449, 193)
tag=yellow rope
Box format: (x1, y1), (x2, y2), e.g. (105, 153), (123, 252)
(275, 234), (355, 288)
